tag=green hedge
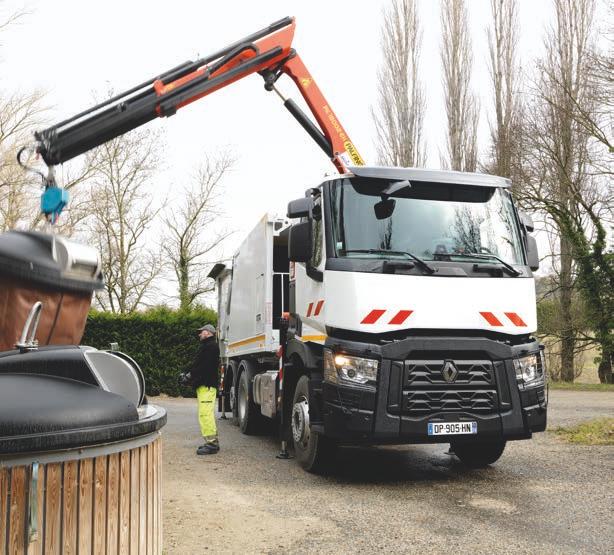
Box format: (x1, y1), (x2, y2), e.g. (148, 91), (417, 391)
(81, 306), (217, 397)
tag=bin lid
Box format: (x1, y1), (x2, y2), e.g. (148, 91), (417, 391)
(0, 231), (104, 292)
(0, 374), (164, 454)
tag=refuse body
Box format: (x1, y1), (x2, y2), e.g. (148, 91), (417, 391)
(0, 346), (167, 553)
(0, 230), (103, 351)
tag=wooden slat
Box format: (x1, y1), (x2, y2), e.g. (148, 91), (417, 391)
(27, 463), (45, 555)
(129, 448), (140, 555)
(147, 443), (154, 555)
(152, 440), (158, 555)
(138, 447), (147, 555)
(44, 463), (62, 555)
(1, 439), (162, 555)
(118, 451), (130, 554)
(93, 456), (107, 555)
(62, 460), (78, 554)
(0, 468), (9, 555)
(158, 440), (163, 555)
(106, 453), (119, 554)
(78, 459), (94, 554)
(9, 466), (26, 554)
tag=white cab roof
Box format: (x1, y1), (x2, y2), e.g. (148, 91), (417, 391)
(325, 166), (511, 188)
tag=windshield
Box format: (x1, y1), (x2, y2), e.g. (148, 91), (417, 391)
(330, 178), (525, 265)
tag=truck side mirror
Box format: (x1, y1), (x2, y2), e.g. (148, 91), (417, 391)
(526, 235), (539, 271)
(288, 221), (312, 262)
(287, 197), (314, 219)
(519, 211), (535, 233)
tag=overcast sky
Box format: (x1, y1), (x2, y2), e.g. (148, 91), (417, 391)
(1, 0), (585, 296)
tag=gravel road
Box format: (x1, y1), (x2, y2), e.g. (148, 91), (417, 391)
(156, 390), (613, 554)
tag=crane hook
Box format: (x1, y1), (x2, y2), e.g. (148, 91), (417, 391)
(17, 146), (69, 224)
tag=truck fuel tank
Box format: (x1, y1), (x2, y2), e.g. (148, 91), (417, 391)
(252, 370), (279, 418)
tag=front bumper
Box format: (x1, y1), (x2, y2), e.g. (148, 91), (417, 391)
(321, 335), (547, 444)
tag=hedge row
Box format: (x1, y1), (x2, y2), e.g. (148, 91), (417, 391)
(81, 306), (217, 397)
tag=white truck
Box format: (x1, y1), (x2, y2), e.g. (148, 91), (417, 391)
(210, 166), (548, 472)
(21, 15), (547, 472)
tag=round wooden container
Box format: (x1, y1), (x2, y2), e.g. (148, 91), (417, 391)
(0, 375), (166, 555)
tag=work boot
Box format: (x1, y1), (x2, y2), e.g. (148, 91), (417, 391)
(196, 443), (220, 455)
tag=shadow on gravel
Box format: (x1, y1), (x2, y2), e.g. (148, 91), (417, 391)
(321, 445), (500, 484)
(216, 417), (502, 485)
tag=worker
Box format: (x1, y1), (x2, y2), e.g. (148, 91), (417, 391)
(189, 324), (221, 455)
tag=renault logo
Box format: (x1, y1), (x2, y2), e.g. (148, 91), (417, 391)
(442, 361), (459, 383)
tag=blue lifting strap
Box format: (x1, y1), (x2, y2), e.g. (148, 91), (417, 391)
(40, 186), (69, 225)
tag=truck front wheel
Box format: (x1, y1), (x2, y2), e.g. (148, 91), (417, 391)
(291, 375), (335, 473)
(451, 440), (506, 468)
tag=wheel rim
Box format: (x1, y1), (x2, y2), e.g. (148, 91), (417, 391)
(238, 379), (247, 422)
(291, 395), (310, 447)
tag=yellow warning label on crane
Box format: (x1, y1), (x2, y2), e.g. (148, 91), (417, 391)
(343, 141), (365, 166)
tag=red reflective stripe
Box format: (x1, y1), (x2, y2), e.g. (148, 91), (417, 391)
(306, 302), (314, 317)
(388, 310), (413, 325)
(314, 300), (324, 316)
(480, 311), (503, 326)
(361, 309), (386, 324)
(505, 312), (527, 327)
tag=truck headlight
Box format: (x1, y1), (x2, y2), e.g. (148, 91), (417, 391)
(514, 352), (546, 389)
(323, 349), (378, 386)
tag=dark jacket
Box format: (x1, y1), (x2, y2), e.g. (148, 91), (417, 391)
(188, 336), (220, 388)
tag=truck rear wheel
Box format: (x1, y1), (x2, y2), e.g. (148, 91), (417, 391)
(226, 361), (238, 423)
(291, 375), (335, 473)
(237, 368), (262, 435)
(451, 440), (506, 468)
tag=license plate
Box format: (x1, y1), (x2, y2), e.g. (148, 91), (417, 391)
(428, 421), (477, 436)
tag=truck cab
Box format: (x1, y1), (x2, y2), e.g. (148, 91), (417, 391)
(213, 166), (547, 472)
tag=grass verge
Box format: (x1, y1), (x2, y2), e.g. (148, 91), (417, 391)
(548, 382), (614, 392)
(553, 418), (614, 446)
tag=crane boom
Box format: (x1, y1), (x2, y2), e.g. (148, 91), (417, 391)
(31, 16), (364, 175)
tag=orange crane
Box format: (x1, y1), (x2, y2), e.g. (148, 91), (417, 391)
(26, 16), (363, 191)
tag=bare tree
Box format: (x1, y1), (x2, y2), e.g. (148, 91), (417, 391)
(484, 0), (522, 181)
(547, 2), (613, 165)
(0, 90), (46, 231)
(0, 4), (25, 35)
(0, 92), (103, 235)
(372, 0), (426, 167)
(0, 5), (42, 230)
(0, 10), (96, 234)
(85, 128), (164, 314)
(440, 0), (479, 172)
(163, 152), (234, 310)
(521, 0), (613, 382)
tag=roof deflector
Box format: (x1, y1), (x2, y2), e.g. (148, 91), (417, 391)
(347, 166), (511, 188)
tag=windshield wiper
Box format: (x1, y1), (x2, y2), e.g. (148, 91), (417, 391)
(438, 252), (521, 276)
(342, 249), (435, 274)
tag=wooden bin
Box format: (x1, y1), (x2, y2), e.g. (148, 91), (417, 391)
(0, 433), (163, 555)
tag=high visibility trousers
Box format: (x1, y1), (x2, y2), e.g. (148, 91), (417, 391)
(196, 386), (218, 444)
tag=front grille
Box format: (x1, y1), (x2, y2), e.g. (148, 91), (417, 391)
(405, 360), (494, 387)
(402, 389), (497, 415)
(395, 359), (499, 416)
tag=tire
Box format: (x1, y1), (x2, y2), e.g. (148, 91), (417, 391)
(237, 366), (263, 435)
(228, 361), (239, 426)
(222, 362), (235, 414)
(291, 375), (335, 473)
(451, 440), (507, 468)
(222, 392), (232, 413)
